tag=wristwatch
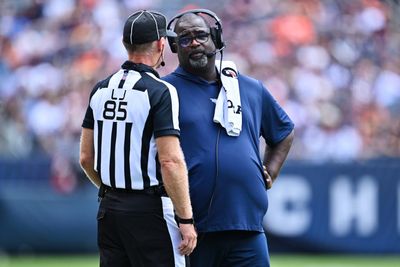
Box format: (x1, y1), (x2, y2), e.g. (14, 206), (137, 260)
(175, 215), (194, 225)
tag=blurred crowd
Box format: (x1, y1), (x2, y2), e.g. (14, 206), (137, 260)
(218, 0), (400, 161)
(1, 0), (399, 189)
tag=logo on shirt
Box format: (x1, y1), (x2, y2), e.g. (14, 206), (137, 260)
(221, 67), (238, 78)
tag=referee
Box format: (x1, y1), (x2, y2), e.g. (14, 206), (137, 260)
(79, 10), (197, 267)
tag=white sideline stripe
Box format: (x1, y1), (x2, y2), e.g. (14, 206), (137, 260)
(161, 197), (185, 267)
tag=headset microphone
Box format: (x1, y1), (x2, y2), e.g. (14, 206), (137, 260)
(205, 46), (225, 58)
(154, 54), (165, 68)
(160, 51), (165, 67)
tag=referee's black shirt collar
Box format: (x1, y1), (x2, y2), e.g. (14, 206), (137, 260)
(121, 60), (160, 78)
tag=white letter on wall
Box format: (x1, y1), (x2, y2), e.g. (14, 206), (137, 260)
(330, 176), (378, 236)
(264, 175), (311, 236)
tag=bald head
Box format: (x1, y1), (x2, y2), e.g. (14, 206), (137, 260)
(174, 13), (211, 35)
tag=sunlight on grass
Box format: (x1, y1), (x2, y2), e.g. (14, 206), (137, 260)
(0, 254), (399, 267)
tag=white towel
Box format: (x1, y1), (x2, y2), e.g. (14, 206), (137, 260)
(213, 60), (242, 136)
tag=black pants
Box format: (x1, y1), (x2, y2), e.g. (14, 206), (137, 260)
(97, 189), (185, 267)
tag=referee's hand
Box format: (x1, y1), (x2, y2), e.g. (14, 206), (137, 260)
(178, 224), (197, 255)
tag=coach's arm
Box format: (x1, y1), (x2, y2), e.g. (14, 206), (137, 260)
(79, 128), (101, 188)
(263, 129), (294, 189)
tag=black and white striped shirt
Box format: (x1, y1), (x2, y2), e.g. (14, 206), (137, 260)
(82, 61), (180, 190)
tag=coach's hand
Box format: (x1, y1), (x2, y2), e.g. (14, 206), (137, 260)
(178, 224), (197, 255)
(264, 165), (273, 189)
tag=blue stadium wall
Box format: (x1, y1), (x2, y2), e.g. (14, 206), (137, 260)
(0, 156), (399, 254)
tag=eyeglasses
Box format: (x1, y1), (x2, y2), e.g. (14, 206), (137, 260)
(177, 32), (210, 48)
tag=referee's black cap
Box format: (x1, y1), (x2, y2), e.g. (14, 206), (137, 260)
(123, 10), (177, 45)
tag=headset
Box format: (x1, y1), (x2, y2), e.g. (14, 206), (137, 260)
(167, 9), (225, 54)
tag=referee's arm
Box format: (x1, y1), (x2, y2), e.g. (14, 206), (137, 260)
(80, 128), (101, 188)
(156, 135), (193, 219)
(157, 135), (197, 255)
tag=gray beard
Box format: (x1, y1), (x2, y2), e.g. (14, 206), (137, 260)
(189, 55), (208, 69)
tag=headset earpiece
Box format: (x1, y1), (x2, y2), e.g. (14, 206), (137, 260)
(167, 36), (178, 53)
(210, 27), (223, 50)
(167, 8), (225, 53)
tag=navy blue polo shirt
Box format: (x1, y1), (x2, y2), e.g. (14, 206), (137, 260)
(163, 66), (294, 233)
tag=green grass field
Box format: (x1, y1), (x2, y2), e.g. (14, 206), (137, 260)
(0, 254), (399, 267)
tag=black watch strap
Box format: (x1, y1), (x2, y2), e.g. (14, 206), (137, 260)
(175, 215), (194, 225)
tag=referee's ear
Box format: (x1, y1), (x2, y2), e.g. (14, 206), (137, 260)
(157, 37), (166, 52)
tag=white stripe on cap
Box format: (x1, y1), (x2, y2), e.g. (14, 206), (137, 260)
(161, 197), (185, 266)
(129, 10), (145, 44)
(147, 11), (160, 40)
